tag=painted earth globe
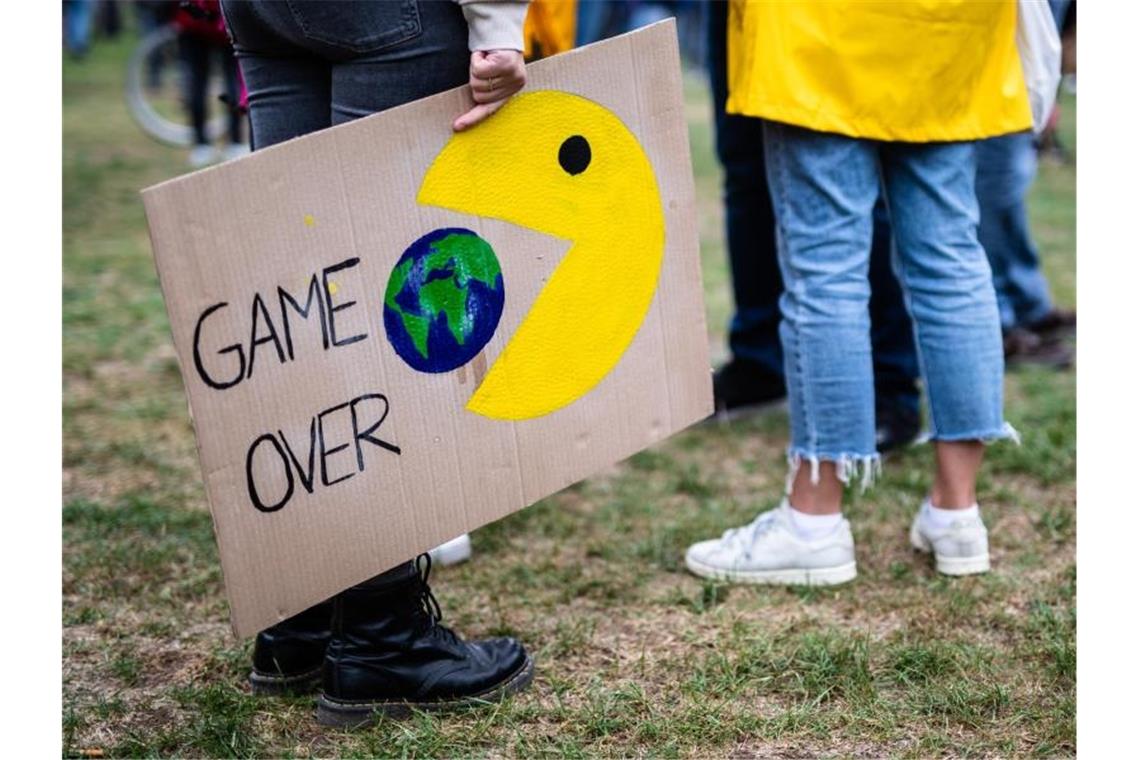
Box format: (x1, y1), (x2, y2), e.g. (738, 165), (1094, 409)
(383, 227), (505, 373)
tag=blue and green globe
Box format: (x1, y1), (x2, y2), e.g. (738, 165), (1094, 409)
(383, 228), (505, 373)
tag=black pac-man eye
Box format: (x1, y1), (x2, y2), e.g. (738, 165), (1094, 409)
(558, 135), (591, 176)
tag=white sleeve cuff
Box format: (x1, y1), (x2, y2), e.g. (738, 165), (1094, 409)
(458, 0), (529, 52)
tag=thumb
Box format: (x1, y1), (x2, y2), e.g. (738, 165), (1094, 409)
(452, 98), (506, 132)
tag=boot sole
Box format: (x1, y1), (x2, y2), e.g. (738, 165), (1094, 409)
(249, 666), (323, 696)
(315, 655), (535, 728)
(909, 523), (990, 576)
(685, 555), (857, 586)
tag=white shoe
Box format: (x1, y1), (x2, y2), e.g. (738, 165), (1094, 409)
(428, 533), (472, 567)
(685, 502), (857, 586)
(222, 142), (250, 162)
(909, 505), (990, 576)
(188, 144), (218, 168)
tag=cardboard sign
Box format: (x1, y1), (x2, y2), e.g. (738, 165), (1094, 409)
(142, 20), (711, 637)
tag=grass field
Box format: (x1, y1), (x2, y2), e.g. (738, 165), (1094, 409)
(63, 31), (1076, 759)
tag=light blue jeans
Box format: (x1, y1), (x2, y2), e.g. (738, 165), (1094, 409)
(762, 122), (1017, 484)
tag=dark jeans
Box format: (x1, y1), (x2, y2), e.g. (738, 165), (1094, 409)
(178, 32), (243, 146)
(220, 0), (468, 151)
(706, 0), (919, 414)
(220, 0), (469, 635)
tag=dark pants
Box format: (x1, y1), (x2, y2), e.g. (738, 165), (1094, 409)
(220, 0), (468, 151)
(178, 32), (243, 146)
(706, 0), (919, 414)
(220, 0), (469, 633)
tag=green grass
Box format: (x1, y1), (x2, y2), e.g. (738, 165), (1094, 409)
(64, 32), (1075, 759)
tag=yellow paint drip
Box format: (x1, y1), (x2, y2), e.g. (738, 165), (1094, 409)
(418, 91), (665, 420)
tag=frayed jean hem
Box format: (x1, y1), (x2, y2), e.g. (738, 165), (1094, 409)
(925, 421), (1021, 446)
(785, 448), (882, 494)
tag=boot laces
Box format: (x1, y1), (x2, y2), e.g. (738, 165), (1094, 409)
(414, 553), (460, 644)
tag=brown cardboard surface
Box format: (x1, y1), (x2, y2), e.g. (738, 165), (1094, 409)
(142, 20), (711, 637)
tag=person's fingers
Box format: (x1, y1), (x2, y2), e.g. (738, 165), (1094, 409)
(470, 76), (524, 103)
(471, 86), (498, 104)
(471, 50), (525, 80)
(470, 76), (500, 93)
(457, 51), (525, 130)
(469, 51), (500, 78)
(453, 98), (507, 132)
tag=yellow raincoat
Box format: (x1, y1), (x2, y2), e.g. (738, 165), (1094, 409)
(726, 0), (1032, 142)
(524, 0), (577, 61)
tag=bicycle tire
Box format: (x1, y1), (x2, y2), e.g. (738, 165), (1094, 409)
(125, 26), (230, 148)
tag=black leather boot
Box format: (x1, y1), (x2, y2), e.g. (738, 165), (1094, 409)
(249, 599), (333, 695)
(316, 555), (534, 727)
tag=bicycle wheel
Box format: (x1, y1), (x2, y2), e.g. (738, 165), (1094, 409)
(125, 26), (231, 148)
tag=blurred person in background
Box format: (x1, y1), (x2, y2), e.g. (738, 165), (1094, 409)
(176, 1), (246, 167)
(575, 1), (703, 64)
(134, 1), (176, 91)
(63, 0), (96, 58)
(219, 0), (533, 727)
(575, 0), (628, 46)
(686, 0), (1028, 587)
(977, 0), (1075, 368)
(1040, 0), (1076, 158)
(977, 132), (1075, 368)
(98, 0), (122, 38)
(705, 0), (921, 452)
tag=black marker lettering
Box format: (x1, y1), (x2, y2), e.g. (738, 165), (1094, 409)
(322, 258), (367, 348)
(279, 418), (317, 494)
(350, 393), (401, 470)
(277, 276), (329, 358)
(192, 302), (246, 390)
(247, 293), (287, 379)
(246, 433), (294, 512)
(317, 401), (355, 487)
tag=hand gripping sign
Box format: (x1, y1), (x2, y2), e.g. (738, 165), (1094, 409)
(143, 21), (710, 636)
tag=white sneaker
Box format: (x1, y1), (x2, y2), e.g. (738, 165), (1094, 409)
(188, 144), (218, 168)
(909, 506), (990, 576)
(222, 142), (250, 162)
(685, 502), (857, 586)
(428, 533), (472, 567)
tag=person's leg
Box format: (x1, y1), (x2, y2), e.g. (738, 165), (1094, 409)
(220, 1), (332, 151)
(219, 45), (244, 147)
(219, 0), (344, 693)
(224, 0), (532, 722)
(770, 124), (879, 514)
(882, 140), (1015, 575)
(178, 31), (216, 167)
(65, 0), (95, 58)
(976, 133), (1055, 328)
(976, 133), (1072, 366)
(136, 2), (164, 89)
(706, 0), (787, 411)
(684, 121), (876, 586)
(181, 33), (212, 146)
(868, 198), (921, 450)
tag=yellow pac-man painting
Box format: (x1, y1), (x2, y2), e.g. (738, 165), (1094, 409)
(418, 91), (665, 420)
(144, 20), (711, 636)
